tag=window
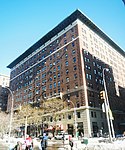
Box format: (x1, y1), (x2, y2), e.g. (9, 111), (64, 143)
(93, 62), (96, 66)
(72, 42), (75, 47)
(50, 117), (53, 122)
(58, 81), (60, 86)
(66, 77), (69, 82)
(73, 57), (76, 63)
(50, 63), (52, 67)
(85, 57), (90, 62)
(74, 74), (77, 79)
(91, 111), (94, 117)
(50, 56), (52, 60)
(57, 66), (60, 70)
(77, 112), (81, 118)
(74, 65), (77, 71)
(58, 73), (60, 78)
(64, 39), (67, 44)
(94, 112), (97, 118)
(72, 49), (76, 54)
(86, 74), (92, 80)
(66, 69), (69, 75)
(54, 82), (56, 88)
(65, 61), (68, 66)
(94, 70), (97, 74)
(64, 33), (66, 38)
(65, 54), (68, 59)
(71, 35), (74, 40)
(53, 67), (56, 72)
(49, 84), (52, 89)
(86, 65), (91, 70)
(54, 74), (56, 79)
(68, 114), (71, 119)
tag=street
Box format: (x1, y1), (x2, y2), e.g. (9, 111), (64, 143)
(0, 140), (8, 150)
(1, 137), (125, 150)
(34, 139), (69, 150)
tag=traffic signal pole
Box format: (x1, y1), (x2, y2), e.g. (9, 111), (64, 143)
(103, 68), (115, 142)
(100, 90), (112, 142)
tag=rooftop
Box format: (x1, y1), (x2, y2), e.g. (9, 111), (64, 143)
(7, 9), (125, 69)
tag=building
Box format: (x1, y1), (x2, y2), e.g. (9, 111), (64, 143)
(0, 74), (10, 111)
(7, 9), (125, 137)
(0, 74), (10, 87)
(0, 85), (8, 111)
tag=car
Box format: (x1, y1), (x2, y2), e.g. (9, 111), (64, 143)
(55, 132), (71, 140)
(55, 133), (63, 140)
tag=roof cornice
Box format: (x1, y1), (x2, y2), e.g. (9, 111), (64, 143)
(7, 9), (125, 69)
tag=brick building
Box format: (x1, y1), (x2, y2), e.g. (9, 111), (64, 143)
(7, 10), (125, 137)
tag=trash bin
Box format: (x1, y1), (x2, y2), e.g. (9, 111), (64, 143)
(83, 138), (88, 145)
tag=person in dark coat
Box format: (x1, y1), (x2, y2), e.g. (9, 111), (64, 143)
(13, 141), (22, 150)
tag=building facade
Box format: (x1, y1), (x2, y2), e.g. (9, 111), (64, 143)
(7, 10), (125, 137)
(0, 85), (8, 111)
(0, 74), (10, 87)
(0, 74), (9, 111)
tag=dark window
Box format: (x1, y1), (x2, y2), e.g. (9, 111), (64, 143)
(68, 114), (71, 119)
(72, 49), (76, 54)
(74, 65), (77, 71)
(72, 42), (75, 47)
(77, 112), (81, 118)
(66, 69), (69, 75)
(73, 57), (76, 63)
(91, 111), (94, 117)
(74, 74), (77, 79)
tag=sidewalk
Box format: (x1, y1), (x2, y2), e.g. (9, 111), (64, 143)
(66, 137), (125, 150)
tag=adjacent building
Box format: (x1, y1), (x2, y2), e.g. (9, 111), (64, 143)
(0, 74), (10, 87)
(0, 74), (10, 111)
(7, 10), (125, 137)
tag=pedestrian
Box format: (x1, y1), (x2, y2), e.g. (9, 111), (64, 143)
(13, 141), (22, 150)
(69, 139), (73, 150)
(41, 133), (48, 150)
(25, 135), (33, 150)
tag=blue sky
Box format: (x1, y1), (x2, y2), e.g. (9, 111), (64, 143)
(0, 0), (125, 76)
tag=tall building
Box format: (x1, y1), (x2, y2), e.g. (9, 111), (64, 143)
(7, 10), (125, 137)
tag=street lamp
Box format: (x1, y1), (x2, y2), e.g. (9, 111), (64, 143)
(5, 87), (14, 144)
(68, 100), (77, 138)
(102, 68), (115, 142)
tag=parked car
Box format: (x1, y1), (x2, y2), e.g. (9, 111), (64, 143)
(55, 132), (71, 140)
(55, 133), (63, 140)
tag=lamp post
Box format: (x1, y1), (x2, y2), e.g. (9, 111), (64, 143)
(68, 100), (77, 138)
(5, 87), (14, 144)
(102, 68), (115, 142)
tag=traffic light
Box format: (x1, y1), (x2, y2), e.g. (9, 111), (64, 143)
(100, 91), (105, 100)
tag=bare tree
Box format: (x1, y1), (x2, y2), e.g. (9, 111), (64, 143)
(13, 104), (44, 139)
(13, 98), (67, 137)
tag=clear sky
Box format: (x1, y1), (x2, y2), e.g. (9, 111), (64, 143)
(0, 0), (125, 76)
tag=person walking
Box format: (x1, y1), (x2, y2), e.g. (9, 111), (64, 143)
(41, 133), (48, 150)
(25, 135), (33, 150)
(13, 141), (22, 150)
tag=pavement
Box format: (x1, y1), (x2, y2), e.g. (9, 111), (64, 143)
(1, 137), (125, 150)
